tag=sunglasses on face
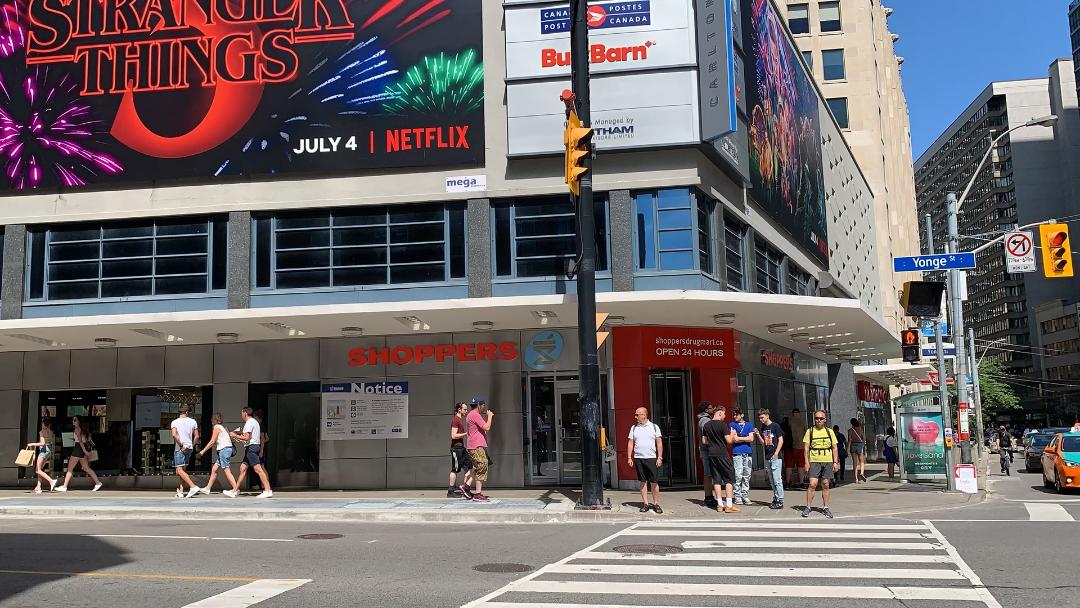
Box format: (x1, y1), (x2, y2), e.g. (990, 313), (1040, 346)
(814, 417), (826, 421)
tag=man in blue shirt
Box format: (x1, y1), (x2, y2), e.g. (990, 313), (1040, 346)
(729, 408), (755, 505)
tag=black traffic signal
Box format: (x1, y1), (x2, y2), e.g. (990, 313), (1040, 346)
(901, 328), (921, 363)
(900, 281), (945, 318)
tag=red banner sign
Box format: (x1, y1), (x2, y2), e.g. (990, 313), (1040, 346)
(857, 380), (888, 404)
(612, 326), (737, 369)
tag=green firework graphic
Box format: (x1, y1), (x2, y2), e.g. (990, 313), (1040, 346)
(382, 49), (484, 114)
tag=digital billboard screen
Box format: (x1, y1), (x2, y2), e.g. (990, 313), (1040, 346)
(0, 0), (484, 191)
(741, 0), (827, 263)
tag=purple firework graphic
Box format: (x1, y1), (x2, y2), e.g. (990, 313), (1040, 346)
(0, 0), (24, 58)
(0, 67), (122, 189)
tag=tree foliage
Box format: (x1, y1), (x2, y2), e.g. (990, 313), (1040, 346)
(951, 357), (1020, 412)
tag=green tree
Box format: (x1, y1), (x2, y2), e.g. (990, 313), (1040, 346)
(952, 357), (1020, 412)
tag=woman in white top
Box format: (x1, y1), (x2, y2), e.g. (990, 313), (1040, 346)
(25, 418), (58, 493)
(195, 414), (237, 495)
(56, 416), (102, 492)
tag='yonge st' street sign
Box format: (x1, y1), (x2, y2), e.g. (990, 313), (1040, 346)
(893, 253), (977, 272)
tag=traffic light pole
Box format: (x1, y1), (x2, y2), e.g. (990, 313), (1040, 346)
(968, 328), (986, 457)
(569, 0), (604, 510)
(925, 213), (956, 492)
(946, 192), (974, 465)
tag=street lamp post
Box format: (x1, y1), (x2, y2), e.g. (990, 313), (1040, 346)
(945, 114), (1057, 465)
(968, 333), (1006, 456)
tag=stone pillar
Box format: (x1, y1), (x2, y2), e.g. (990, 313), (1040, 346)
(607, 190), (634, 292)
(1, 225), (27, 320)
(467, 198), (491, 298)
(227, 211), (251, 309)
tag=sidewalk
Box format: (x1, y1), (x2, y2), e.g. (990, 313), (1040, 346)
(0, 465), (982, 523)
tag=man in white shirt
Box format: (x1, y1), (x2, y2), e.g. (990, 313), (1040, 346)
(170, 404), (200, 499)
(627, 407), (664, 514)
(228, 407), (273, 498)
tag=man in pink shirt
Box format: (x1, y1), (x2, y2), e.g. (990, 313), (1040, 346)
(465, 399), (494, 502)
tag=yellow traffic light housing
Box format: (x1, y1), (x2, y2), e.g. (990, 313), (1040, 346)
(563, 110), (592, 196)
(1040, 224), (1073, 278)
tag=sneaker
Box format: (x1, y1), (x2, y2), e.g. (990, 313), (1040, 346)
(703, 498), (718, 509)
(32, 487), (42, 494)
(176, 489), (184, 499)
(92, 483), (102, 492)
(223, 489), (238, 498)
(471, 493), (490, 502)
(459, 485), (474, 500)
(200, 487), (211, 496)
(257, 490), (273, 499)
(823, 508), (834, 519)
(723, 505), (741, 513)
(639, 503), (651, 513)
(49, 479), (58, 492)
(186, 486), (202, 499)
(447, 489), (462, 498)
(54, 485), (67, 493)
(651, 505), (664, 514)
(801, 507), (811, 518)
(768, 501), (782, 510)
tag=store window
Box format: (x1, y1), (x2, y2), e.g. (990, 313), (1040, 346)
(493, 196), (608, 278)
(634, 188), (713, 275)
(724, 215), (746, 291)
(786, 264), (814, 296)
(755, 239), (783, 294)
(827, 97), (849, 128)
(787, 3), (809, 34)
(822, 49), (845, 80)
(819, 0), (841, 32)
(26, 218), (227, 301)
(253, 203), (466, 289)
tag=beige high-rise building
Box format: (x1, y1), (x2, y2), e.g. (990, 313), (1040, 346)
(783, 0), (919, 334)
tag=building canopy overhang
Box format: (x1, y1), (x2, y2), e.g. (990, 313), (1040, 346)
(854, 363), (935, 387)
(0, 290), (898, 363)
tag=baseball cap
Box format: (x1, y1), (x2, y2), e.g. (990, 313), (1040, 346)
(470, 397), (486, 407)
(697, 401), (712, 412)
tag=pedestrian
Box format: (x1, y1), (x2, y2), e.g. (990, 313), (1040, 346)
(995, 425), (1012, 476)
(788, 408), (808, 488)
(449, 401), (473, 498)
(26, 418), (58, 493)
(801, 409), (839, 519)
(228, 407), (273, 498)
(729, 408), (755, 505)
(696, 401), (717, 509)
(465, 399), (494, 502)
(703, 405), (737, 513)
(834, 425), (848, 482)
(55, 416), (102, 493)
(847, 418), (867, 482)
(251, 410), (270, 491)
(756, 408), (785, 509)
(194, 414), (237, 495)
(1072, 420), (1080, 433)
(170, 404), (201, 499)
(884, 426), (899, 479)
(627, 406), (663, 514)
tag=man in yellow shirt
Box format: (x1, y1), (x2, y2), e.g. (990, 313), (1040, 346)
(801, 409), (839, 519)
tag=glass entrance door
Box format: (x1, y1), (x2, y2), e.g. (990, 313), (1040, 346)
(526, 374), (586, 485)
(555, 380), (582, 484)
(648, 370), (693, 486)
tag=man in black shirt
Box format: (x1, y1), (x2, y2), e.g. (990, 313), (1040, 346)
(702, 406), (738, 513)
(756, 407), (785, 510)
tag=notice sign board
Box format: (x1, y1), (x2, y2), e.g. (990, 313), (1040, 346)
(1004, 231), (1036, 273)
(321, 382), (409, 441)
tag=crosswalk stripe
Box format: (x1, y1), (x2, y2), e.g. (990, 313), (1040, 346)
(635, 522), (929, 530)
(623, 529), (929, 539)
(501, 580), (989, 601)
(581, 551), (956, 563)
(478, 604), (751, 608)
(547, 564), (966, 580)
(181, 579), (311, 608)
(1024, 502), (1075, 521)
(681, 540), (941, 550)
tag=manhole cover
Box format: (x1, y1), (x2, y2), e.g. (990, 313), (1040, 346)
(472, 563), (534, 573)
(297, 534), (344, 540)
(612, 544), (683, 555)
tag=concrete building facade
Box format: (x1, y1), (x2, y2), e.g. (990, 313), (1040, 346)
(1034, 300), (1080, 426)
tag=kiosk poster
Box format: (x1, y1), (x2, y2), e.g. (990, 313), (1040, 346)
(321, 381), (408, 440)
(900, 412), (946, 477)
(0, 0), (484, 191)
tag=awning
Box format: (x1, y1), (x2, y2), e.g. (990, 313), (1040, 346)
(854, 363), (935, 386)
(0, 290), (898, 362)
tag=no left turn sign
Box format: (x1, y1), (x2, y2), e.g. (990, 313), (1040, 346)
(1004, 231), (1036, 272)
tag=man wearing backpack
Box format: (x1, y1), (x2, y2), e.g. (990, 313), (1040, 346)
(627, 407), (664, 514)
(696, 401), (718, 509)
(801, 409), (839, 519)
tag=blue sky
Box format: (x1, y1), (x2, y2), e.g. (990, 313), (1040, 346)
(890, 0), (1075, 161)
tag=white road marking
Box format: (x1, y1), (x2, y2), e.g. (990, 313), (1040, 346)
(581, 551), (955, 563)
(547, 564), (966, 580)
(181, 579), (310, 608)
(923, 520), (1003, 608)
(500, 580), (989, 601)
(479, 605), (752, 608)
(622, 529), (929, 539)
(681, 540), (941, 550)
(1024, 502), (1075, 521)
(87, 534), (293, 543)
(634, 522), (928, 530)
(1005, 498), (1080, 503)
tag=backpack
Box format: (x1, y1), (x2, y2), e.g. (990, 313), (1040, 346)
(808, 427), (834, 460)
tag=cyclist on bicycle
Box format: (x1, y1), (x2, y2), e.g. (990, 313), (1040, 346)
(995, 426), (1012, 476)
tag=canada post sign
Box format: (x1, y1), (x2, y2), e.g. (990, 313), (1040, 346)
(539, 1), (652, 34)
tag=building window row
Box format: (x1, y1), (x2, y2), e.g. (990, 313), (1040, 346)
(827, 97), (849, 129)
(786, 1), (841, 35)
(495, 197), (608, 279)
(1041, 314), (1079, 335)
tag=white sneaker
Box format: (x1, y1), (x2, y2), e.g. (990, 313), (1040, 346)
(176, 489), (184, 499)
(92, 483), (103, 492)
(185, 486), (202, 499)
(223, 489), (237, 498)
(199, 487), (211, 496)
(33, 487), (42, 494)
(257, 490), (273, 499)
(49, 479), (58, 492)
(55, 486), (67, 492)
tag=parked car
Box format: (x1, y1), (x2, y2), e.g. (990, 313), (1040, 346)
(1025, 433), (1054, 472)
(1042, 433), (1080, 493)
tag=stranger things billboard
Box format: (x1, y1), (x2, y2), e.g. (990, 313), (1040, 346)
(0, 0), (484, 191)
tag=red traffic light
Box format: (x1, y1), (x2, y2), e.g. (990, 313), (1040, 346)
(1048, 230), (1067, 247)
(901, 329), (920, 347)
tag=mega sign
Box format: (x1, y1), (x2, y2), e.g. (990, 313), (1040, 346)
(0, 0), (485, 190)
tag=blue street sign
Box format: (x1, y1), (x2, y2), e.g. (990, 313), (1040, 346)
(893, 253), (977, 272)
(920, 319), (948, 337)
(922, 346), (957, 358)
